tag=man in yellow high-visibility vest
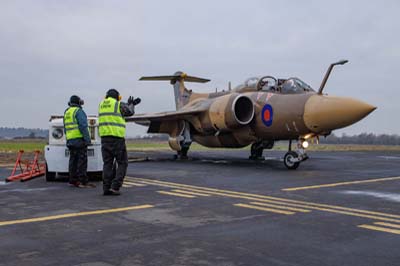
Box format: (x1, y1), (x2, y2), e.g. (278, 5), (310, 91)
(63, 95), (94, 188)
(98, 89), (140, 195)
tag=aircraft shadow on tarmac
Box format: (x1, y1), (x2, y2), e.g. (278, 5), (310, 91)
(127, 150), (292, 170)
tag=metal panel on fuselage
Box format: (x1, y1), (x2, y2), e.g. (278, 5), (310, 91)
(248, 92), (313, 140)
(191, 91), (315, 148)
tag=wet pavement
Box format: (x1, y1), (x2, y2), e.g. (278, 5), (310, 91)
(1, 150), (400, 266)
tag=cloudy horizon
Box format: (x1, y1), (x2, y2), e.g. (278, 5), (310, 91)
(0, 0), (399, 136)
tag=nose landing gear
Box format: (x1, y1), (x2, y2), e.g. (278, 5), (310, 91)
(283, 139), (309, 170)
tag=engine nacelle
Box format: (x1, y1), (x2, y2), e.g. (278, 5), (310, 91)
(206, 94), (254, 131)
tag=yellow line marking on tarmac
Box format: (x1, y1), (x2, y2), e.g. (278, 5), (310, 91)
(129, 178), (400, 219)
(234, 203), (295, 215)
(172, 189), (210, 197)
(123, 181), (147, 187)
(250, 202), (311, 213)
(157, 191), (196, 198)
(0, 205), (153, 227)
(127, 177), (400, 223)
(358, 224), (400, 235)
(374, 222), (400, 229)
(282, 176), (400, 191)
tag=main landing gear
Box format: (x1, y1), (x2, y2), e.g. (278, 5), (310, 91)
(249, 140), (274, 160)
(177, 142), (191, 160)
(170, 122), (192, 160)
(283, 139), (309, 170)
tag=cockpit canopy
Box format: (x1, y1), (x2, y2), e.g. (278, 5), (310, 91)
(234, 76), (315, 94)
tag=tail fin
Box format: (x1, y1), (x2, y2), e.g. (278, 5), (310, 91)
(139, 71), (210, 110)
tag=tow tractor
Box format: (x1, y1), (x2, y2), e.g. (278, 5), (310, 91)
(44, 115), (103, 181)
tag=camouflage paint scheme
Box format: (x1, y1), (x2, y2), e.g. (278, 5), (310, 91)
(127, 63), (376, 168)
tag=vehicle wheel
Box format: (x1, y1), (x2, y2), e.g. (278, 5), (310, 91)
(45, 163), (56, 181)
(284, 151), (300, 170)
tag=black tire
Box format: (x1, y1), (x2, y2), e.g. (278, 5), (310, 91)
(45, 163), (56, 181)
(249, 143), (263, 160)
(178, 147), (189, 160)
(284, 151), (300, 170)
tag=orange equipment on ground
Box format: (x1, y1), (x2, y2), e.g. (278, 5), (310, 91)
(5, 150), (46, 182)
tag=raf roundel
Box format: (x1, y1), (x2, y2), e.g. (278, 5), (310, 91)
(261, 104), (274, 127)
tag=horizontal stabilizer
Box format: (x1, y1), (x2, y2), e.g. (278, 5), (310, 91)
(139, 72), (210, 83)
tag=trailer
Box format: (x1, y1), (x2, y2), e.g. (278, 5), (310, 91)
(44, 115), (103, 181)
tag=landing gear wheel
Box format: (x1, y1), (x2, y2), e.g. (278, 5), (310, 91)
(284, 151), (300, 170)
(177, 146), (189, 160)
(249, 142), (264, 160)
(45, 163), (56, 181)
(173, 147), (189, 160)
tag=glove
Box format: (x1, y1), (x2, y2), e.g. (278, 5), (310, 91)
(132, 97), (141, 105)
(128, 96), (141, 106)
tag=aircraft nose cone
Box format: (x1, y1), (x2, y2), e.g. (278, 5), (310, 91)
(303, 95), (376, 133)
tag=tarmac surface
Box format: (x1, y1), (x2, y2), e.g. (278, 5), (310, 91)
(1, 150), (400, 266)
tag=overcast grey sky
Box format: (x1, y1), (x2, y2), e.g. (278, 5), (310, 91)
(0, 0), (399, 136)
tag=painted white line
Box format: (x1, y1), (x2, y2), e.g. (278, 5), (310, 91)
(341, 191), (400, 203)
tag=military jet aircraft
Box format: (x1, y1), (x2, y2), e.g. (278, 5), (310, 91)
(127, 60), (376, 169)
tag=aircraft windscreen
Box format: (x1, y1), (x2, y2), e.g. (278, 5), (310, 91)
(281, 78), (314, 94)
(244, 77), (259, 88)
(235, 76), (314, 94)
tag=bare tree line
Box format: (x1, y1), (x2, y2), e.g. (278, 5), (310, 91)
(1, 127), (399, 145)
(132, 133), (400, 145)
(321, 133), (400, 145)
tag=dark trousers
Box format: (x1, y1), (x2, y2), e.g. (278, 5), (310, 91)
(101, 137), (128, 192)
(68, 145), (88, 185)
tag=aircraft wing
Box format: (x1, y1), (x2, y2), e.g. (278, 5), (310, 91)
(126, 99), (209, 125)
(125, 109), (204, 124)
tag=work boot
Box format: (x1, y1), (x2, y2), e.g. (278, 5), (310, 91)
(103, 189), (120, 196)
(69, 181), (81, 187)
(109, 189), (121, 196)
(82, 183), (96, 188)
(103, 190), (112, 195)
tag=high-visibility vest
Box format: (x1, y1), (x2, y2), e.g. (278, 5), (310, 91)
(98, 98), (126, 138)
(64, 107), (84, 140)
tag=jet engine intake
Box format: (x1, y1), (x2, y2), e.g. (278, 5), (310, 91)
(207, 94), (254, 131)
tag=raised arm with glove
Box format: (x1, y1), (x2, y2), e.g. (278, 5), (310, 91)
(121, 96), (141, 116)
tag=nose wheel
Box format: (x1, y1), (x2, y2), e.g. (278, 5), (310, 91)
(284, 139), (309, 170)
(284, 151), (300, 170)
